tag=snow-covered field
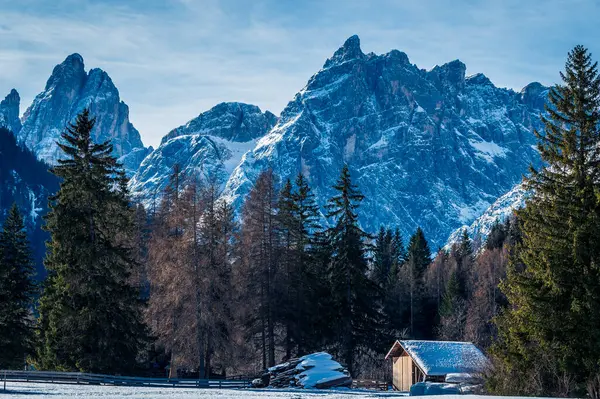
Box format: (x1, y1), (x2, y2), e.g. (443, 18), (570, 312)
(3, 382), (410, 398)
(2, 383), (559, 399)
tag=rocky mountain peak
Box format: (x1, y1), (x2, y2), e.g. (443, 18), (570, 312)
(45, 53), (86, 90)
(221, 39), (546, 248)
(323, 35), (365, 68)
(162, 102), (277, 144)
(5, 88), (20, 104)
(466, 73), (494, 87)
(385, 49), (410, 65)
(520, 81), (548, 110)
(130, 102), (277, 204)
(428, 59), (467, 94)
(0, 88), (21, 134)
(18, 54), (146, 175)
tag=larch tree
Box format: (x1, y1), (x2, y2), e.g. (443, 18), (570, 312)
(238, 169), (279, 369)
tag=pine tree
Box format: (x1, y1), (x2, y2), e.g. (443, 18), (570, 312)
(438, 271), (466, 341)
(36, 110), (148, 373)
(325, 165), (381, 376)
(405, 227), (431, 338)
(0, 204), (36, 368)
(292, 173), (326, 355)
(485, 219), (507, 251)
(391, 228), (406, 267)
(456, 229), (474, 299)
(492, 46), (600, 397)
(275, 179), (297, 359)
(373, 227), (392, 286)
(374, 227), (407, 344)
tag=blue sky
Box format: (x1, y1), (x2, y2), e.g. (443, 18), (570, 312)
(1, 0), (598, 148)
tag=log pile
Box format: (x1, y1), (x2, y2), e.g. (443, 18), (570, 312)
(252, 352), (352, 389)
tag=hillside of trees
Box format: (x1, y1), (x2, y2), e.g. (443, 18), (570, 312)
(0, 126), (59, 277)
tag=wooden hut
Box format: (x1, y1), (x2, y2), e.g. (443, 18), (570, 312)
(384, 340), (488, 391)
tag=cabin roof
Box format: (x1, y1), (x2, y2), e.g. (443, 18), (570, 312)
(385, 340), (489, 376)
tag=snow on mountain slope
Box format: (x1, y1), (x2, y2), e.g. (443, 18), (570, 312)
(17, 53), (148, 175)
(129, 102), (277, 204)
(445, 181), (529, 248)
(222, 35), (548, 248)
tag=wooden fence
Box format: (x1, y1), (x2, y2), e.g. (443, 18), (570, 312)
(1, 370), (251, 389)
(351, 379), (389, 391)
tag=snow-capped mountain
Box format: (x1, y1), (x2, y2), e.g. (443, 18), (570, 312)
(0, 89), (21, 135)
(445, 181), (529, 248)
(17, 53), (149, 175)
(221, 35), (548, 248)
(129, 102), (277, 204)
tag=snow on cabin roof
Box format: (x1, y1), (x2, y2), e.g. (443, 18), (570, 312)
(387, 340), (489, 376)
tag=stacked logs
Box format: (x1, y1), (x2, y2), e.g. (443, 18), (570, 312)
(252, 353), (352, 389)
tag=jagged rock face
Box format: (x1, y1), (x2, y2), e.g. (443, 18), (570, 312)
(0, 89), (21, 135)
(223, 35), (547, 248)
(18, 54), (146, 175)
(445, 181), (529, 248)
(129, 102), (277, 204)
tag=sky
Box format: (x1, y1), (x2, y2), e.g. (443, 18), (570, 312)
(1, 0), (599, 148)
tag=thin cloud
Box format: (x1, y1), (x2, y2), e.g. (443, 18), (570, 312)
(0, 0), (598, 147)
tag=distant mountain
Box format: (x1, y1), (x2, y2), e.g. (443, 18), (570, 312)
(0, 89), (21, 135)
(220, 35), (548, 248)
(17, 53), (149, 175)
(0, 126), (59, 278)
(129, 102), (277, 204)
(445, 181), (529, 248)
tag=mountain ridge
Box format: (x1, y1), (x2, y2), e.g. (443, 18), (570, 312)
(219, 35), (547, 247)
(129, 102), (277, 204)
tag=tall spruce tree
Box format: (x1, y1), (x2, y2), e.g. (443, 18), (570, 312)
(492, 46), (600, 397)
(376, 227), (408, 346)
(292, 173), (323, 354)
(0, 204), (36, 368)
(406, 227), (431, 337)
(325, 165), (380, 376)
(36, 110), (148, 373)
(275, 179), (297, 359)
(373, 227), (393, 286)
(456, 229), (474, 299)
